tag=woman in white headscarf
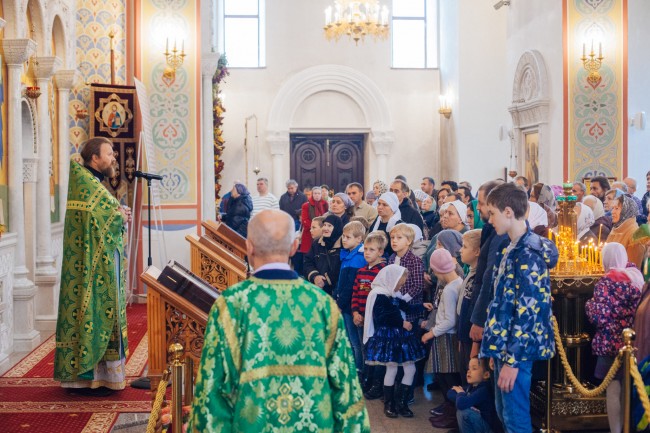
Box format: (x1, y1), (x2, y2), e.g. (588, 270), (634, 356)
(583, 194), (612, 241)
(371, 192), (403, 256)
(574, 202), (597, 244)
(527, 201), (549, 237)
(586, 242), (643, 433)
(364, 264), (431, 418)
(404, 223), (429, 259)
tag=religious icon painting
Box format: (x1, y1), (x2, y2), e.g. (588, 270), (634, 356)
(524, 131), (540, 186)
(89, 83), (136, 143)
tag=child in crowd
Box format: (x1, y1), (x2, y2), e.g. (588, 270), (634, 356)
(352, 231), (388, 399)
(364, 265), (432, 418)
(408, 223), (430, 260)
(422, 248), (464, 429)
(457, 229), (482, 382)
(388, 224), (425, 324)
(303, 214), (343, 296)
(334, 221), (368, 378)
(448, 357), (500, 433)
(480, 182), (558, 433)
(309, 216), (324, 241)
(586, 242), (643, 433)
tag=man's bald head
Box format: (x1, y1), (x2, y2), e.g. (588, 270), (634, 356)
(247, 209), (296, 259)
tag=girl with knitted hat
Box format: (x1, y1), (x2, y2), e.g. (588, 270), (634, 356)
(422, 248), (464, 429)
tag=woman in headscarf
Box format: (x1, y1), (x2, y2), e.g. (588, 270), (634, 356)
(607, 195), (645, 268)
(467, 200), (484, 230)
(530, 183), (558, 228)
(299, 186), (329, 256)
(575, 202), (597, 244)
(303, 214), (343, 296)
(527, 201), (549, 237)
(406, 223), (430, 260)
(325, 192), (355, 225)
(372, 181), (389, 208)
(604, 188), (626, 212)
(583, 194), (612, 241)
(223, 183), (253, 238)
(370, 192), (403, 256)
(586, 242), (643, 433)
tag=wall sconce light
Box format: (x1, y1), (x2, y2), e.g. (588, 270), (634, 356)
(581, 40), (604, 88)
(164, 38), (186, 73)
(25, 86), (41, 99)
(438, 93), (452, 119)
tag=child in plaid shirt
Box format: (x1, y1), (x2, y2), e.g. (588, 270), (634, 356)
(388, 224), (425, 323)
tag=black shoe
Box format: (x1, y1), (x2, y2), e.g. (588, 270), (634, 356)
(383, 386), (398, 418)
(364, 382), (383, 400)
(130, 377), (151, 389)
(396, 383), (414, 418)
(426, 381), (440, 391)
(68, 387), (115, 397)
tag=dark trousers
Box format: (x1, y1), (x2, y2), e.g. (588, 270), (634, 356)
(436, 372), (462, 402)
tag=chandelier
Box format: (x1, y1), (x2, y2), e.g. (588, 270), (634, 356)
(324, 1), (390, 45)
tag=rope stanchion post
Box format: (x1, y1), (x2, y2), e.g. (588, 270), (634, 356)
(146, 369), (170, 433)
(622, 329), (635, 433)
(169, 343), (185, 433)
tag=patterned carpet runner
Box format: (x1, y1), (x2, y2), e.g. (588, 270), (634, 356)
(0, 303), (150, 433)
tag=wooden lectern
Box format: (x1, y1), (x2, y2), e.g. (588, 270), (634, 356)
(202, 220), (247, 260)
(186, 233), (248, 290)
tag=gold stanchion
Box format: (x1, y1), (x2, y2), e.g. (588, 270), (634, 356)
(184, 357), (194, 406)
(621, 329), (634, 433)
(169, 343), (185, 433)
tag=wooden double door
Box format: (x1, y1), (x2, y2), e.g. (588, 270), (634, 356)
(290, 134), (364, 194)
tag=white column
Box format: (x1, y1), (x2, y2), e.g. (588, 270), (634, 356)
(267, 132), (289, 197)
(54, 70), (77, 222)
(370, 130), (395, 182)
(1, 38), (40, 351)
(201, 53), (220, 221)
(33, 57), (62, 331)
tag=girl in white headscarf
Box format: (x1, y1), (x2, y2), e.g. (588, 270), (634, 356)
(527, 201), (549, 237)
(364, 264), (432, 419)
(583, 194), (612, 240)
(586, 242), (643, 433)
(371, 192), (403, 256)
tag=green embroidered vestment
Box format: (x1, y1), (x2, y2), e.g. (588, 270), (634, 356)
(54, 161), (128, 382)
(189, 277), (370, 433)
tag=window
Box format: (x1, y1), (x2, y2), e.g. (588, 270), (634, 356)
(391, 0), (438, 68)
(221, 0), (266, 68)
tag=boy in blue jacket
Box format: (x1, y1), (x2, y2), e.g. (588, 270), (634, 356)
(335, 221), (367, 377)
(448, 357), (501, 433)
(480, 182), (558, 433)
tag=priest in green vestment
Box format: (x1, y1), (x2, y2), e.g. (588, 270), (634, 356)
(54, 137), (132, 395)
(189, 209), (370, 433)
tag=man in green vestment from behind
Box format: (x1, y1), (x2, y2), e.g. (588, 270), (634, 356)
(54, 137), (131, 396)
(190, 209), (370, 432)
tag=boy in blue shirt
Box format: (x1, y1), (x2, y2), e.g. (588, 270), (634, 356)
(480, 182), (558, 433)
(334, 221), (367, 377)
(448, 357), (500, 433)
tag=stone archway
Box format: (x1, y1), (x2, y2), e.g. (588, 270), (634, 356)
(266, 64), (395, 194)
(508, 50), (550, 184)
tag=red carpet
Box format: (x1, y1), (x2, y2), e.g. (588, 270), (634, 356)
(0, 303), (150, 433)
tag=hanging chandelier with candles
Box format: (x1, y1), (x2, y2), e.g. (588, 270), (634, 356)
(324, 1), (390, 45)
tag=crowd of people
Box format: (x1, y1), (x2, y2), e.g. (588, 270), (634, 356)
(216, 172), (650, 433)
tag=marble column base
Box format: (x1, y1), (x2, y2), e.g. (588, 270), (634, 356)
(13, 284), (41, 352)
(34, 264), (59, 332)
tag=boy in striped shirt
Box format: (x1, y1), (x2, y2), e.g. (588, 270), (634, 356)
(352, 231), (388, 399)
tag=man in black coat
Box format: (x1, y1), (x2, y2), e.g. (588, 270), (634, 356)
(279, 179), (308, 230)
(390, 180), (424, 231)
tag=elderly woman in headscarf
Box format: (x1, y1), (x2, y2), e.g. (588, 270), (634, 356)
(607, 195), (645, 268)
(604, 188), (626, 212)
(583, 194), (612, 241)
(527, 201), (549, 237)
(531, 183), (558, 228)
(326, 192), (355, 225)
(575, 202), (598, 244)
(586, 242), (643, 433)
(370, 192), (403, 256)
(223, 183), (253, 238)
(372, 181), (389, 208)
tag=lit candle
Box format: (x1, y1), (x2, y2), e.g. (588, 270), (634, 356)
(598, 224), (602, 244)
(174, 39), (177, 52)
(325, 6), (332, 25)
(583, 43), (585, 58)
(166, 37), (169, 53)
(381, 5), (388, 25)
(599, 42), (602, 58)
(591, 39), (594, 55)
(181, 39), (184, 54)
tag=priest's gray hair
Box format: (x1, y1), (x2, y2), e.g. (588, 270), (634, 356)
(248, 209), (296, 257)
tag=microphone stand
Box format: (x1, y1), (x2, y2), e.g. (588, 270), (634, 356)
(146, 177), (153, 267)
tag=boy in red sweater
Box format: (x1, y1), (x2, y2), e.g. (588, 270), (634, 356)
(352, 231), (388, 398)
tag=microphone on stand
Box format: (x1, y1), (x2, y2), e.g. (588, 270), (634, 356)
(135, 170), (163, 181)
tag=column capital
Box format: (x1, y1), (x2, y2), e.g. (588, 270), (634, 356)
(34, 56), (63, 80)
(266, 130), (289, 156)
(54, 69), (77, 90)
(1, 39), (37, 65)
(370, 130), (395, 155)
(201, 52), (221, 78)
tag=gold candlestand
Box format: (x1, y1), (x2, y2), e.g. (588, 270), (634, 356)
(531, 183), (608, 432)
